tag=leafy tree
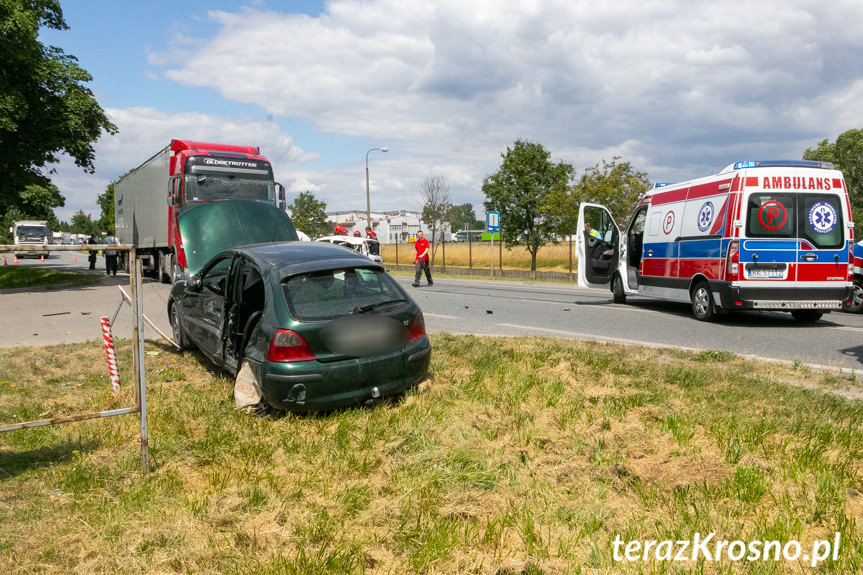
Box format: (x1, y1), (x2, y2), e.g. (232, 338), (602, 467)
(0, 0), (117, 216)
(482, 139), (574, 272)
(568, 157), (650, 227)
(420, 174), (452, 264)
(96, 182), (114, 233)
(69, 209), (98, 235)
(446, 203), (483, 233)
(804, 129), (863, 223)
(287, 191), (330, 239)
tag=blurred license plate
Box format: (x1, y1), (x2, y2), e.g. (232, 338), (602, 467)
(749, 268), (784, 279)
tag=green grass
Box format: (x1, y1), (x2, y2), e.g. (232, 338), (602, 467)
(0, 335), (861, 574)
(0, 266), (103, 290)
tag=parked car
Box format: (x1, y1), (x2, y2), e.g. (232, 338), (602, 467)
(315, 234), (382, 264)
(168, 242), (431, 412)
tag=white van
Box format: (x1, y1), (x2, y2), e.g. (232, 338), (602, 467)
(315, 235), (382, 264)
(576, 160), (853, 322)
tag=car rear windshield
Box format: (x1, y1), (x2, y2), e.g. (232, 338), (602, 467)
(745, 192), (845, 249)
(283, 267), (409, 321)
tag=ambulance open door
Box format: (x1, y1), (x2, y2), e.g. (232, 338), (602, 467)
(576, 203), (621, 289)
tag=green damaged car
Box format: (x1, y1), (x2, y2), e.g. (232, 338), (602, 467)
(168, 241), (431, 412)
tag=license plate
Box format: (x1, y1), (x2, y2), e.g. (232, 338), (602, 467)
(748, 268), (784, 279)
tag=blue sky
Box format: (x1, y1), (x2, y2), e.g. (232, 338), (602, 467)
(41, 0), (863, 223)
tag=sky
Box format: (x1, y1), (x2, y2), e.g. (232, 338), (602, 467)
(40, 0), (863, 224)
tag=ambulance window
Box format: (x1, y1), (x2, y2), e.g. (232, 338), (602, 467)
(648, 212), (662, 236)
(628, 209), (647, 235)
(799, 194), (843, 249)
(746, 194), (795, 238)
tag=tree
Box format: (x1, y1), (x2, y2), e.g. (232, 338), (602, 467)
(482, 139), (574, 272)
(446, 203), (483, 234)
(96, 182), (115, 233)
(288, 191), (330, 239)
(804, 129), (863, 222)
(0, 0), (117, 216)
(69, 209), (98, 235)
(568, 157), (650, 227)
(419, 174), (452, 264)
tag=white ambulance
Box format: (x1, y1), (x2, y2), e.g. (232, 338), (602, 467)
(576, 160), (853, 322)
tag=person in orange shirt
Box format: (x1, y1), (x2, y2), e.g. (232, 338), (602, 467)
(412, 230), (432, 287)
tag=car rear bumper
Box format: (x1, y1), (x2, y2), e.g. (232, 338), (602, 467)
(258, 336), (432, 411)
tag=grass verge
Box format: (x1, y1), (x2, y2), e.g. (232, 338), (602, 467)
(0, 267), (103, 290)
(0, 336), (861, 574)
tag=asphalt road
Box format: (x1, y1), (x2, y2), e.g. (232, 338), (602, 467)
(3, 251), (863, 373)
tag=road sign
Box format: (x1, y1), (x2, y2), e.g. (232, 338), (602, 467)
(487, 211), (500, 233)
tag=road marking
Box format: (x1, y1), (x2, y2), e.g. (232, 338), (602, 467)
(833, 326), (863, 333)
(424, 313), (460, 319)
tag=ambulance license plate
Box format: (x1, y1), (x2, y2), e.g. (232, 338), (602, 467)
(748, 268), (784, 279)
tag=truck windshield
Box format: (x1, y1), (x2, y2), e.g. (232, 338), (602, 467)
(183, 173), (274, 203)
(17, 226), (47, 240)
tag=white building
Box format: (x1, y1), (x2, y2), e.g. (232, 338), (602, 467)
(325, 210), (452, 244)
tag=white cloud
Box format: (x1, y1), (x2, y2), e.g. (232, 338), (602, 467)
(51, 0), (863, 222)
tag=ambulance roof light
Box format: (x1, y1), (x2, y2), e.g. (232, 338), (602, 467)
(648, 182), (674, 190)
(731, 160), (835, 171)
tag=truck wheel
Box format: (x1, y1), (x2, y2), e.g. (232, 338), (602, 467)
(845, 278), (863, 313)
(171, 261), (186, 284)
(612, 274), (626, 304)
(691, 281), (715, 321)
(158, 252), (171, 284)
(169, 302), (189, 350)
(791, 310), (823, 323)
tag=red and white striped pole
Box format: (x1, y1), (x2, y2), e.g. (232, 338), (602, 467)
(100, 316), (121, 392)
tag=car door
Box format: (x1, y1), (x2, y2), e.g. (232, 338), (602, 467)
(576, 203), (622, 289)
(183, 255), (233, 364)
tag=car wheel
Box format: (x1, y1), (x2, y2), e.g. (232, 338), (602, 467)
(169, 302), (189, 350)
(612, 274), (626, 304)
(791, 309), (823, 323)
(691, 281), (715, 322)
(845, 278), (863, 313)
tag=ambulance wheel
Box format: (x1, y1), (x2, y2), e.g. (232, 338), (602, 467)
(791, 310), (823, 323)
(691, 281), (715, 322)
(845, 278), (863, 313)
(612, 274), (626, 304)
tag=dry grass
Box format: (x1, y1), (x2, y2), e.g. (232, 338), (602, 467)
(0, 336), (861, 574)
(381, 243), (576, 272)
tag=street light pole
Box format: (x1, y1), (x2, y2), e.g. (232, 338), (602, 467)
(365, 147), (388, 235)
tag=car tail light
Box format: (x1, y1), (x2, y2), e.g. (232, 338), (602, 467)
(267, 330), (317, 362)
(725, 240), (739, 282)
(408, 310), (426, 342)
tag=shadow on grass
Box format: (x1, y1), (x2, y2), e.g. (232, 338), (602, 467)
(0, 437), (101, 480)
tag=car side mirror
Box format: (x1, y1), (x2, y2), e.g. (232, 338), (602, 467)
(188, 275), (202, 292)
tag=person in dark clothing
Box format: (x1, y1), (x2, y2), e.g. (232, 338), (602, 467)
(103, 233), (119, 276)
(87, 234), (97, 270)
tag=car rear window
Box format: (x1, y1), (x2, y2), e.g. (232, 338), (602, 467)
(745, 192), (844, 249)
(283, 267), (409, 320)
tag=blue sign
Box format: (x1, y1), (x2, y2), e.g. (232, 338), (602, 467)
(487, 211), (500, 233)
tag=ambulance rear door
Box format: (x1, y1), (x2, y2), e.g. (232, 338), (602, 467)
(740, 167), (849, 301)
(576, 203), (622, 289)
